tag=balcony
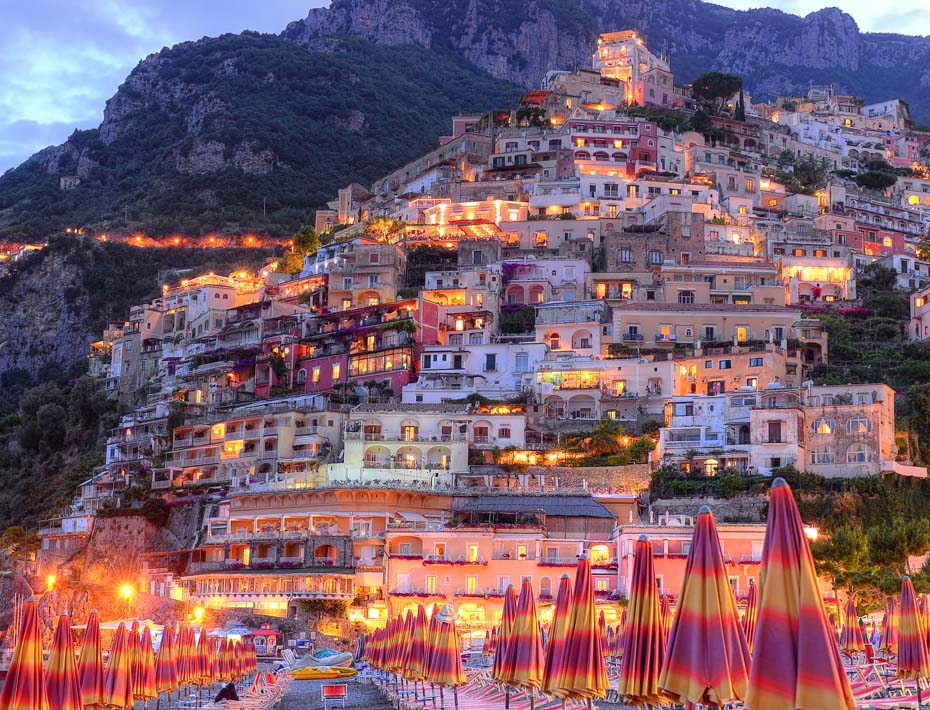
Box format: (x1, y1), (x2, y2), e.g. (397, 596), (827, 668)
(295, 426), (319, 436)
(492, 553), (537, 561)
(656, 333), (677, 342)
(346, 431), (466, 442)
(622, 333), (644, 342)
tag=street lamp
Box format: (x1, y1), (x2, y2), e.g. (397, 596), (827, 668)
(120, 583), (134, 619)
(193, 606), (205, 623)
(46, 575), (56, 592)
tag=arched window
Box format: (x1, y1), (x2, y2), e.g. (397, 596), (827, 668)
(539, 576), (552, 597)
(548, 333), (560, 351)
(811, 417), (835, 435)
(810, 446), (836, 464)
(295, 368), (308, 385)
(846, 444), (873, 463)
(846, 417), (872, 434)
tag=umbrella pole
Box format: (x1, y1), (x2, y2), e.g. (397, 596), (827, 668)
(453, 686), (459, 710)
(505, 686), (510, 709)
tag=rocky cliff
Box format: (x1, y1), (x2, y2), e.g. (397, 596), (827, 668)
(285, 0), (930, 117)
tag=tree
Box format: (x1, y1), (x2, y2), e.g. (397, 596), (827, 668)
(364, 217), (406, 244)
(691, 72), (743, 115)
(734, 89), (746, 122)
(292, 224), (320, 254)
(855, 171), (898, 191)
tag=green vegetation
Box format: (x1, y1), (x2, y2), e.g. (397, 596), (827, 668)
(279, 224), (319, 274)
(691, 72), (743, 114)
(0, 34), (522, 239)
(562, 420), (656, 466)
(773, 150), (832, 195)
(403, 245), (458, 288)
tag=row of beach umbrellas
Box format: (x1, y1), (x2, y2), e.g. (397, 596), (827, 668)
(0, 609), (258, 710)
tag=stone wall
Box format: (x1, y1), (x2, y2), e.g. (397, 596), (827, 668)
(649, 495), (766, 523)
(536, 463), (652, 494)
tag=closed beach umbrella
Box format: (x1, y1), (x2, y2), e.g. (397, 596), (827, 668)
(0, 597), (49, 710)
(425, 605), (465, 687)
(659, 594), (673, 648)
(154, 624), (178, 694)
(397, 610), (415, 674)
(744, 477), (855, 710)
(542, 575), (573, 697)
(743, 581), (758, 654)
(127, 621), (143, 699)
(492, 585), (518, 682)
(840, 596), (864, 654)
(880, 596), (899, 655)
(499, 579), (544, 691)
(46, 612), (82, 710)
(176, 626), (198, 685)
(78, 609), (106, 708)
(898, 575), (930, 708)
(618, 535), (666, 707)
(135, 626), (156, 701)
(103, 623), (135, 709)
(659, 506), (750, 707)
(552, 556), (608, 703)
(403, 605), (430, 682)
(597, 610), (608, 658)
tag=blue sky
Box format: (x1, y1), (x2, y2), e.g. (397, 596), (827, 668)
(0, 0), (928, 174)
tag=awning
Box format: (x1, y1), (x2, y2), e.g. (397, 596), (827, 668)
(398, 512), (427, 522)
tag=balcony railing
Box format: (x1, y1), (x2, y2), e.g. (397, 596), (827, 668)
(622, 333), (644, 341)
(491, 553), (537, 561)
(346, 431), (466, 442)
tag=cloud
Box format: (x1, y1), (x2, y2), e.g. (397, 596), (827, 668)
(0, 0), (322, 173)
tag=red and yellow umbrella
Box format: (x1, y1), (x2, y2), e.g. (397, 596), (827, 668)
(880, 596), (899, 655)
(543, 574), (572, 696)
(46, 612), (82, 710)
(898, 575), (930, 689)
(743, 581), (758, 654)
(597, 610), (608, 659)
(135, 625), (157, 701)
(154, 624), (178, 694)
(548, 556), (608, 701)
(424, 605), (465, 687)
(492, 585), (518, 682)
(403, 605), (430, 682)
(103, 623), (135, 709)
(499, 579), (544, 691)
(744, 477), (855, 710)
(127, 621), (143, 700)
(659, 594), (673, 647)
(0, 597), (49, 710)
(176, 626), (198, 686)
(397, 610), (415, 675)
(78, 609), (106, 708)
(195, 628), (213, 685)
(840, 595), (864, 654)
(618, 535), (666, 706)
(659, 505), (750, 707)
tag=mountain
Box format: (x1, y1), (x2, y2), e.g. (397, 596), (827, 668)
(0, 33), (522, 240)
(3, 1), (930, 240)
(286, 0), (930, 118)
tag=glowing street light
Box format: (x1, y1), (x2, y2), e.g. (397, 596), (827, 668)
(193, 606), (205, 622)
(120, 583), (134, 618)
(46, 575), (56, 591)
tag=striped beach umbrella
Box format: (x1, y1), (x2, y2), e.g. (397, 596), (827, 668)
(397, 610), (415, 675)
(46, 612), (82, 710)
(78, 609), (106, 709)
(659, 594), (673, 647)
(154, 624), (178, 694)
(743, 581), (758, 654)
(0, 597), (49, 710)
(176, 626), (198, 686)
(486, 626), (497, 657)
(840, 595), (864, 654)
(135, 625), (157, 701)
(745, 477), (855, 710)
(550, 556), (609, 702)
(542, 576), (573, 697)
(880, 596), (899, 655)
(103, 623), (135, 709)
(499, 579), (544, 692)
(618, 535), (666, 707)
(127, 621), (143, 700)
(403, 605), (430, 682)
(898, 575), (930, 709)
(492, 585), (518, 682)
(659, 505), (750, 707)
(597, 610), (608, 658)
(482, 630), (492, 657)
(425, 605), (465, 687)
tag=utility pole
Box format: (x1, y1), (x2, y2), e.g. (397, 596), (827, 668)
(263, 197), (267, 218)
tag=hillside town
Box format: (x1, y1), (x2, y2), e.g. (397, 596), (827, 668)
(25, 28), (930, 686)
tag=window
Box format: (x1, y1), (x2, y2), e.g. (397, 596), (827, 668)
(368, 252), (380, 264)
(703, 326), (716, 341)
(812, 417), (835, 435)
(467, 545), (479, 563)
(846, 444), (873, 463)
(401, 425), (418, 442)
(343, 277), (352, 290)
(312, 367), (320, 384)
(425, 575), (437, 594)
(678, 290), (695, 304)
(847, 417), (872, 434)
(515, 353), (529, 373)
(719, 360), (732, 370)
(485, 354), (497, 371)
(736, 327), (748, 342)
(499, 427), (511, 439)
(368, 274), (380, 287)
(811, 446), (836, 464)
(332, 363), (341, 380)
(620, 248), (632, 263)
(673, 402), (694, 417)
(767, 421), (783, 443)
(472, 250), (484, 265)
(296, 369), (307, 385)
(749, 357), (763, 367)
(648, 250), (663, 265)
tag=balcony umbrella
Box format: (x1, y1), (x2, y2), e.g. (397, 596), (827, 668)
(46, 612), (82, 710)
(78, 609), (106, 709)
(154, 623), (178, 697)
(658, 506), (750, 708)
(103, 623), (135, 709)
(900, 575), (930, 709)
(424, 605), (465, 709)
(499, 579), (544, 701)
(492, 585), (518, 682)
(551, 556), (608, 708)
(403, 605), (430, 683)
(742, 580), (758, 654)
(135, 625), (157, 703)
(744, 477), (855, 710)
(0, 597), (49, 710)
(618, 536), (666, 707)
(840, 595), (864, 655)
(880, 596), (899, 655)
(542, 575), (573, 699)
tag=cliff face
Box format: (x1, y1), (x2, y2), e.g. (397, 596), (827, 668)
(284, 0), (930, 117)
